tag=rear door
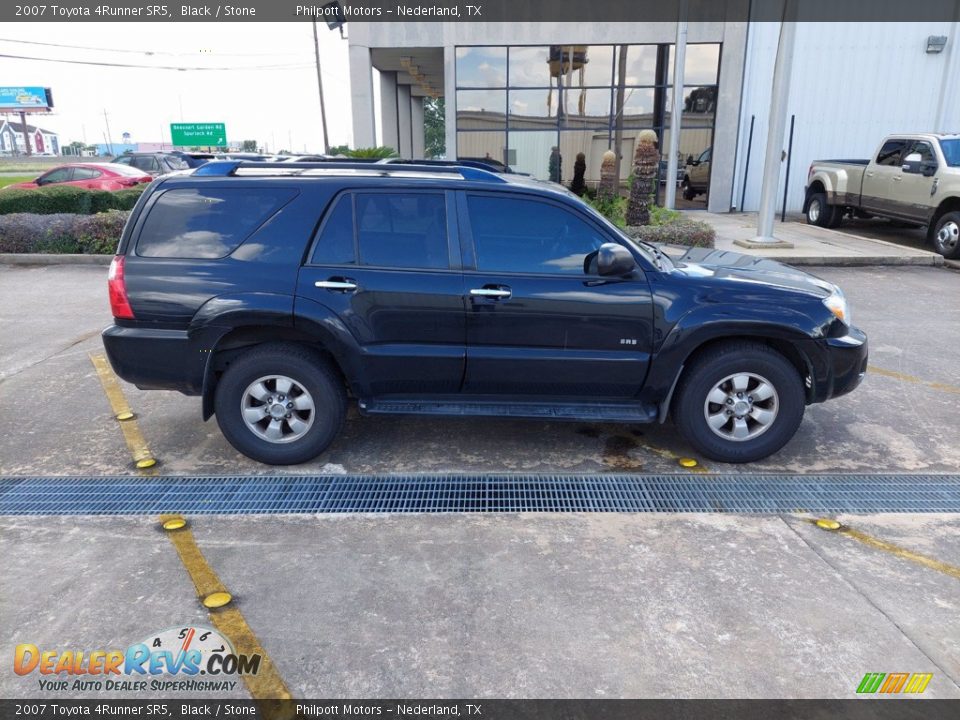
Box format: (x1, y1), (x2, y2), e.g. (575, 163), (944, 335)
(458, 191), (654, 398)
(297, 189), (466, 397)
(862, 138), (907, 215)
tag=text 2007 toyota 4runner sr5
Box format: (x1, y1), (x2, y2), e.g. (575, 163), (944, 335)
(805, 133), (960, 258)
(102, 161), (867, 465)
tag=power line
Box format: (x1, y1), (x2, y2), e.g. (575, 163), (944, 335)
(0, 36), (312, 59)
(0, 52), (314, 71)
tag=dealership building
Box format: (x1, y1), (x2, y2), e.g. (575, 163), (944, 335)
(348, 21), (960, 212)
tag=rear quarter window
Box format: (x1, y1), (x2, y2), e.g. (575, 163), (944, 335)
(136, 187), (296, 258)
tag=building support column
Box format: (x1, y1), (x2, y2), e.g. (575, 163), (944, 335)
(664, 4), (687, 209)
(397, 83), (413, 158)
(349, 44), (376, 149)
(444, 45), (457, 160)
(380, 71), (399, 153)
(738, 13), (796, 248)
(411, 96), (425, 159)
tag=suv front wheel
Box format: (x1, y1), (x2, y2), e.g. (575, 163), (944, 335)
(214, 343), (346, 465)
(672, 342), (805, 463)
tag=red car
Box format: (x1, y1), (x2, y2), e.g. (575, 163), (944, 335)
(6, 163), (152, 191)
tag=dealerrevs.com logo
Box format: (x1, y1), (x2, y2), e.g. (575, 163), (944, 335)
(14, 626), (260, 693)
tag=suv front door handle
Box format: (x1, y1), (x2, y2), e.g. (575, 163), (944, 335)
(315, 278), (358, 292)
(470, 286), (512, 299)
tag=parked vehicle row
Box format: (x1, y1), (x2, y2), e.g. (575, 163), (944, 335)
(805, 133), (960, 258)
(102, 159), (867, 467)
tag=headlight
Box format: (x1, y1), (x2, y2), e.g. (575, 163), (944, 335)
(823, 289), (850, 325)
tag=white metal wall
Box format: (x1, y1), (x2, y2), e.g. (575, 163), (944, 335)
(735, 21), (960, 213)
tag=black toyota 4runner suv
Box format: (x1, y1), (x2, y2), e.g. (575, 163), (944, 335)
(103, 161), (867, 465)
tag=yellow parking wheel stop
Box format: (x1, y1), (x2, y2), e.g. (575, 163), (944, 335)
(135, 458), (157, 469)
(162, 518), (187, 531)
(115, 411), (135, 421)
(678, 458), (699, 468)
(202, 592), (233, 609)
(816, 518), (841, 530)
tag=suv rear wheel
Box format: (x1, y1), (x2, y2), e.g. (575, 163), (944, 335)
(672, 342), (805, 463)
(214, 343), (346, 465)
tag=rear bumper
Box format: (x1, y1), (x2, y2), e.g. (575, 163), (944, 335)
(101, 324), (205, 395)
(818, 325), (868, 401)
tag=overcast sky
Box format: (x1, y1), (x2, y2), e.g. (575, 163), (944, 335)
(3, 23), (353, 152)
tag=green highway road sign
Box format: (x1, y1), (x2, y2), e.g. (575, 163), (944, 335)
(170, 122), (227, 146)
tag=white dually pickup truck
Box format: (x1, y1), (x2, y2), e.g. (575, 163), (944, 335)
(804, 133), (960, 258)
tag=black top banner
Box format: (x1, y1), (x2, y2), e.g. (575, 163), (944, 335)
(4, 0), (960, 23)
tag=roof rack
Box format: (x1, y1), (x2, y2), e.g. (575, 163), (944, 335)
(192, 160), (508, 183)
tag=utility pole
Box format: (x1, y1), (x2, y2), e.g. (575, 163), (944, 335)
(738, 1), (797, 248)
(665, 0), (688, 209)
(18, 110), (32, 156)
(103, 109), (114, 156)
(312, 19), (330, 153)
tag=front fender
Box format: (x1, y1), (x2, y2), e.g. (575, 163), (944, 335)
(640, 304), (826, 408)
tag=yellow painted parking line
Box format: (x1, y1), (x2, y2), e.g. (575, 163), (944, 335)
(868, 365), (960, 395)
(89, 352), (157, 475)
(811, 518), (960, 581)
(160, 515), (293, 703)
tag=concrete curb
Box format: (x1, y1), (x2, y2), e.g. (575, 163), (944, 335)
(0, 254), (111, 266)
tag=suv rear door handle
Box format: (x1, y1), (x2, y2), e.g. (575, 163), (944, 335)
(470, 286), (512, 299)
(315, 278), (358, 292)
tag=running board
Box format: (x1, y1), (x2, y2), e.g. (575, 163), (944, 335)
(359, 398), (657, 423)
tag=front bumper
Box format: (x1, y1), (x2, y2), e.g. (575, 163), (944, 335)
(819, 325), (868, 400)
(101, 324), (205, 395)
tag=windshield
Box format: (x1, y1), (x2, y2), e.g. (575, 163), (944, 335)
(939, 139), (960, 167)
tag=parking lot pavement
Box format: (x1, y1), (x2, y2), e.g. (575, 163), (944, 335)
(0, 264), (957, 476)
(1, 512), (958, 699)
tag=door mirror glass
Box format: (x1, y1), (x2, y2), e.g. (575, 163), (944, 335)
(921, 160), (938, 177)
(596, 243), (636, 276)
(686, 154), (695, 165)
(901, 152), (922, 174)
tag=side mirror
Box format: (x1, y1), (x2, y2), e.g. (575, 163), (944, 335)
(901, 152), (922, 174)
(596, 243), (636, 277)
(921, 160), (938, 177)
(686, 155), (694, 165)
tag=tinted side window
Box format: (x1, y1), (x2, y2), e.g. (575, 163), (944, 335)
(311, 195), (356, 265)
(908, 141), (936, 164)
(466, 195), (608, 275)
(137, 187), (296, 258)
(72, 168), (101, 180)
(355, 193), (448, 269)
(42, 168), (72, 184)
(876, 140), (906, 166)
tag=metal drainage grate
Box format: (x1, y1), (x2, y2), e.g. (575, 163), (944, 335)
(0, 474), (959, 515)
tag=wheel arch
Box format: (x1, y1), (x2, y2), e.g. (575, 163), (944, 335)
(200, 326), (351, 421)
(929, 196), (960, 231)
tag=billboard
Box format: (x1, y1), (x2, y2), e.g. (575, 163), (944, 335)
(170, 122), (227, 146)
(0, 87), (53, 110)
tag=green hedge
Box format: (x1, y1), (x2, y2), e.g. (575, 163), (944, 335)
(0, 185), (145, 215)
(625, 220), (715, 248)
(0, 211), (130, 254)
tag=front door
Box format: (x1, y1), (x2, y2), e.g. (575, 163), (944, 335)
(297, 189), (466, 397)
(896, 140), (939, 224)
(458, 192), (655, 398)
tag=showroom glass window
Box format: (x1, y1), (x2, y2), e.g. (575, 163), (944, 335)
(454, 42), (721, 206)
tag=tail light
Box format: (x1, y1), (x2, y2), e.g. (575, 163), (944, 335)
(108, 255), (135, 319)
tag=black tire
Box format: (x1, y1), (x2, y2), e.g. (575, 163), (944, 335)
(682, 179), (697, 201)
(214, 343), (346, 465)
(805, 192), (836, 228)
(931, 211), (960, 259)
(671, 342), (805, 463)
(826, 205), (844, 228)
